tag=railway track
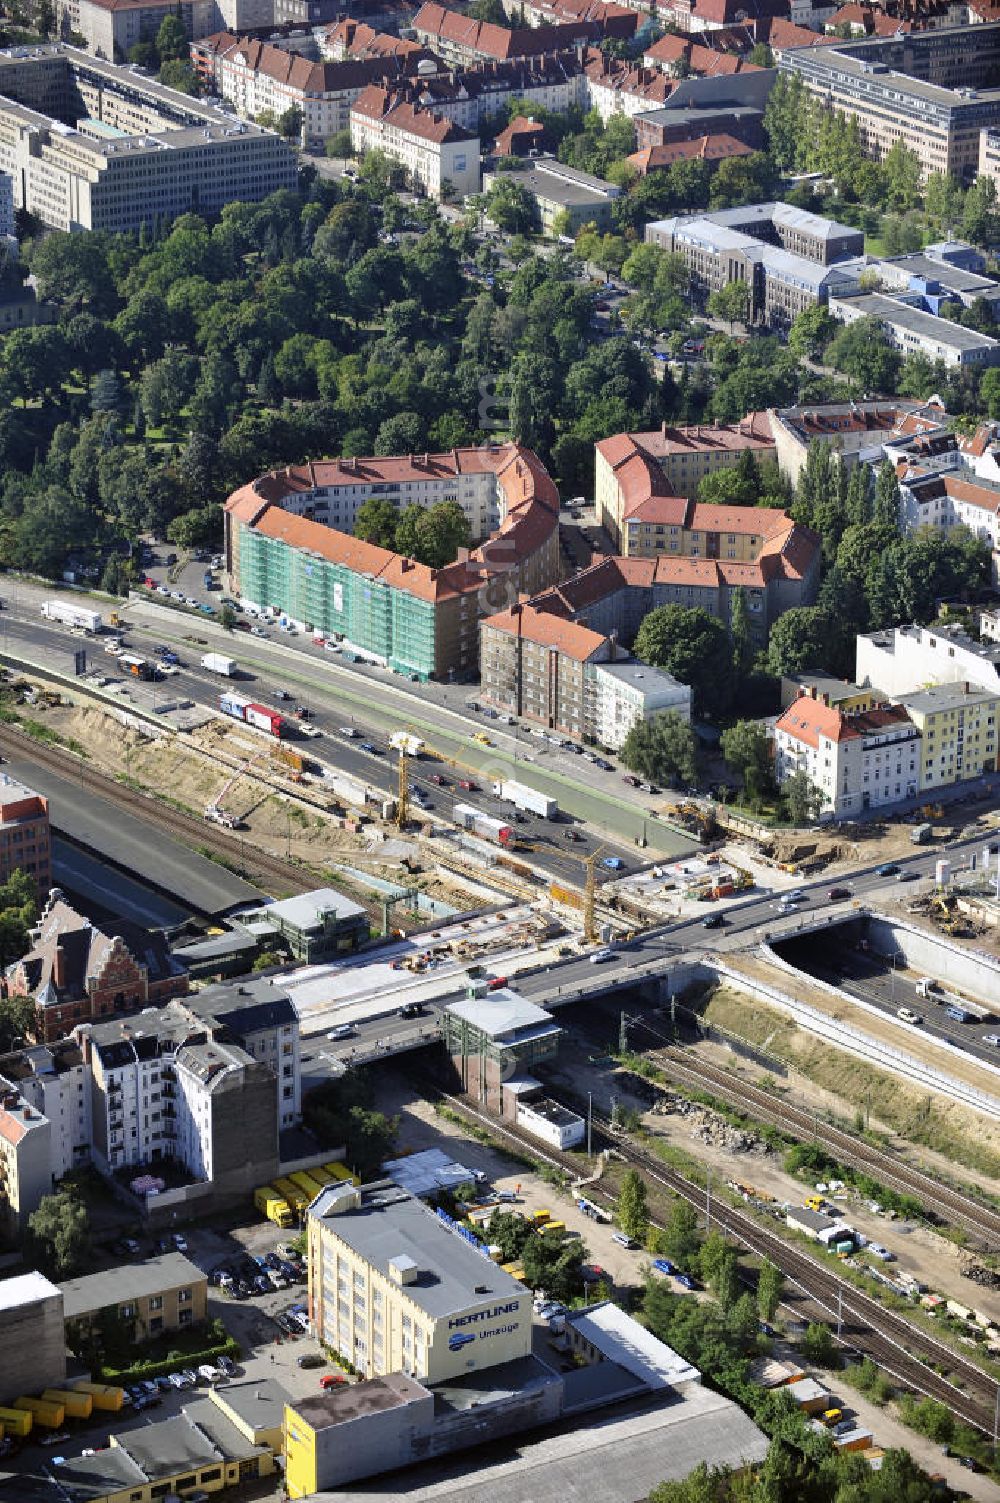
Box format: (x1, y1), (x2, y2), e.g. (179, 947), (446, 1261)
(435, 1088), (1000, 1435)
(0, 725), (317, 902)
(625, 1014), (1000, 1251)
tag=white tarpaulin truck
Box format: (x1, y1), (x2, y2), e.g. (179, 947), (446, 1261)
(492, 779), (557, 819)
(41, 600), (102, 632)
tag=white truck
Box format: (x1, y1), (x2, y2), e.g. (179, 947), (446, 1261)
(492, 778), (558, 820)
(454, 803), (515, 847)
(389, 733), (424, 756)
(41, 600), (103, 633)
(200, 653), (237, 677)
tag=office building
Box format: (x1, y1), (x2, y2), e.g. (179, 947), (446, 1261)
(627, 133), (753, 173)
(779, 24), (1000, 180)
(0, 1038), (92, 1180)
(192, 31), (436, 147)
(634, 101), (766, 150)
(0, 1084), (52, 1228)
(225, 444), (560, 682)
(306, 1178), (533, 1382)
(774, 695), (919, 817)
(60, 1251), (207, 1341)
(868, 250), (1000, 316)
(827, 289), (1000, 367)
(0, 1272), (66, 1404)
(482, 157), (620, 233)
(0, 44), (296, 233)
(0, 774), (50, 897)
(7, 893), (188, 1043)
(350, 84), (480, 199)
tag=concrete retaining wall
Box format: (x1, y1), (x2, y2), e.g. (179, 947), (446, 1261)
(864, 916), (1000, 1008)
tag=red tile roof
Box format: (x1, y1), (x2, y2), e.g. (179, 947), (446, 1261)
(195, 32), (433, 93)
(777, 695), (914, 749)
(482, 603), (608, 661)
(351, 84), (477, 142)
(412, 2), (598, 56)
(627, 135), (752, 174)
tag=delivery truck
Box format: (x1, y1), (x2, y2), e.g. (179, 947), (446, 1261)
(453, 803), (515, 847)
(70, 1382), (123, 1413)
(42, 1389), (92, 1420)
(13, 1396), (64, 1429)
(492, 779), (558, 819)
(201, 653), (237, 677)
(0, 1407), (32, 1437)
(40, 600), (102, 633)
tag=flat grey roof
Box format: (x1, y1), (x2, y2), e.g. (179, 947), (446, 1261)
(259, 886), (366, 928)
(0, 1270), (60, 1312)
(594, 661), (685, 691)
(432, 1354), (559, 1412)
(519, 1096), (581, 1128)
(782, 30), (1000, 107)
(899, 683), (998, 713)
(494, 164), (613, 209)
(446, 988), (559, 1041)
(309, 1181), (527, 1320)
(44, 1447), (146, 1499)
(830, 291), (1000, 353)
(316, 1384), (768, 1502)
(60, 1253), (205, 1319)
(212, 1377), (291, 1433)
(565, 1303), (700, 1390)
(116, 1407), (231, 1480)
(292, 1371), (427, 1430)
(877, 253), (1000, 297)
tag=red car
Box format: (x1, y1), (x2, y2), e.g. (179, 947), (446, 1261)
(828, 886), (851, 900)
(320, 1374), (347, 1389)
(622, 774), (640, 787)
(458, 778), (478, 791)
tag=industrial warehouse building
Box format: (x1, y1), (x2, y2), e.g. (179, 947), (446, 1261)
(224, 444), (560, 680)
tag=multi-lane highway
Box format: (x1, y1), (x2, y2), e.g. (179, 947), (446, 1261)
(0, 594), (655, 889)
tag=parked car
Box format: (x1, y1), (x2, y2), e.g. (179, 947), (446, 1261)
(217, 1356), (237, 1377)
(875, 863), (899, 877)
(827, 887), (851, 900)
(701, 912), (725, 929)
(298, 1353), (326, 1369)
(320, 1373), (348, 1389)
(652, 1258), (674, 1276)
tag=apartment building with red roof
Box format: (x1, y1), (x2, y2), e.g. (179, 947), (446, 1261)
(518, 0), (638, 38)
(774, 693), (919, 817)
(626, 133), (752, 174)
(225, 444), (560, 681)
(350, 84), (480, 197)
(412, 1), (600, 63)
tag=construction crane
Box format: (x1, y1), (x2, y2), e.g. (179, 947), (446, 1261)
(516, 839), (606, 945)
(396, 748), (409, 829)
(205, 758), (253, 827)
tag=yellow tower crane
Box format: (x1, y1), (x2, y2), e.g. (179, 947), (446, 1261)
(581, 845), (606, 946)
(397, 748), (409, 829)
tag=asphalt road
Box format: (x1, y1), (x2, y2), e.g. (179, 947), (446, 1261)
(0, 595), (671, 888)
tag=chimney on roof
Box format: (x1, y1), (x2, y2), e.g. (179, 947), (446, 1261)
(53, 945), (66, 993)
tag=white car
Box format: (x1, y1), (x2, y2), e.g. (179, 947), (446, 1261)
(197, 1364), (220, 1384)
(172, 1233), (188, 1251)
(983, 1033), (1000, 1046)
(327, 1024), (355, 1040)
(589, 947), (615, 964)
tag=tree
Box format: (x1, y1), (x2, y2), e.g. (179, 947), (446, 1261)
(788, 304), (836, 362)
(618, 1169), (649, 1243)
(782, 768), (822, 825)
(28, 1191), (92, 1279)
(485, 176), (536, 235)
(729, 585), (753, 677)
(158, 59), (199, 94)
(720, 720), (773, 808)
(0, 993), (36, 1052)
(277, 105), (302, 140)
(354, 497), (398, 549)
(707, 280), (751, 331)
(826, 317), (901, 394)
(634, 606), (734, 720)
(620, 710), (698, 788)
(699, 1230), (738, 1310)
(757, 1260), (783, 1323)
(0, 869), (38, 973)
(302, 1071), (398, 1180)
(801, 1321), (835, 1366)
(155, 10), (187, 59)
(764, 607), (833, 679)
(660, 1198), (701, 1269)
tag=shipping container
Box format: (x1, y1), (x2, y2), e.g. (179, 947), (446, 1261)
(531, 1209), (550, 1225)
(42, 1388), (92, 1420)
(245, 703), (287, 738)
(70, 1381), (123, 1413)
(0, 1406), (32, 1436)
(13, 1396), (64, 1428)
(539, 1220), (565, 1238)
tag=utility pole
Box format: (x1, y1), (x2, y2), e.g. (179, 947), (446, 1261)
(706, 1168), (711, 1232)
(587, 1091), (592, 1160)
(836, 1287), (843, 1342)
(583, 851), (598, 945)
(619, 1010), (628, 1054)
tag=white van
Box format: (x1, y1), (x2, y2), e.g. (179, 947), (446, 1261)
(611, 1232), (637, 1249)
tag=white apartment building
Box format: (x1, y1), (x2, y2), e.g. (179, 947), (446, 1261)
(350, 84), (480, 199)
(0, 1040), (92, 1181)
(856, 622), (1000, 700)
(827, 289), (1000, 368)
(898, 470), (1000, 582)
(774, 694), (919, 818)
(0, 1086), (52, 1228)
(588, 660), (692, 752)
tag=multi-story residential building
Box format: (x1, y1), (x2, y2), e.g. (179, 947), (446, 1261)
(0, 1084), (52, 1228)
(779, 24), (1000, 180)
(0, 773), (50, 898)
(774, 694), (920, 817)
(595, 416), (777, 521)
(305, 1178), (533, 1386)
(61, 1251), (208, 1342)
(192, 32), (436, 146)
(319, 18), (428, 63)
(516, 0), (637, 35)
(350, 84), (480, 199)
(899, 682), (999, 789)
(7, 894), (188, 1044)
(0, 44), (296, 233)
(225, 444), (560, 681)
(897, 469), (1000, 580)
(768, 398), (948, 486)
(642, 32), (762, 75)
(482, 157), (620, 233)
(582, 50), (677, 121)
(179, 976), (302, 1131)
(826, 289), (1000, 367)
(412, 2), (599, 64)
(0, 1039), (91, 1181)
(856, 621), (1000, 699)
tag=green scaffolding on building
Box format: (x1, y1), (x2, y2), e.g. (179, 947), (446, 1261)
(237, 525), (438, 679)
